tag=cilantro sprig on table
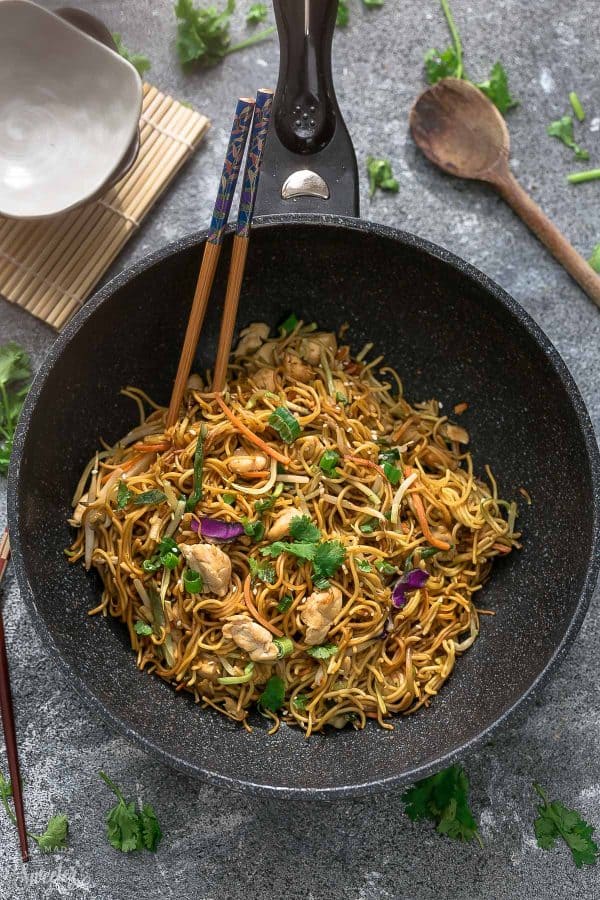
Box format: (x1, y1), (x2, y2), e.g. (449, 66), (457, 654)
(0, 342), (32, 476)
(424, 0), (518, 115)
(547, 115), (589, 160)
(175, 0), (274, 68)
(337, 0), (384, 28)
(402, 765), (482, 845)
(0, 772), (69, 853)
(112, 33), (151, 76)
(100, 771), (162, 853)
(533, 783), (598, 868)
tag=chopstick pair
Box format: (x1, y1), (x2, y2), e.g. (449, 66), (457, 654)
(166, 89), (273, 427)
(0, 530), (29, 862)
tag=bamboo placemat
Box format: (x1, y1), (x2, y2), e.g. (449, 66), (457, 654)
(0, 84), (210, 330)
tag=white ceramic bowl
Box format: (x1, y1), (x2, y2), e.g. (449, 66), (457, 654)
(0, 0), (142, 219)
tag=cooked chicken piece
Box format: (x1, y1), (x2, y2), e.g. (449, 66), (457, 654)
(444, 423), (470, 444)
(222, 614), (279, 661)
(180, 542), (231, 597)
(255, 340), (278, 365)
(227, 448), (269, 474)
(301, 586), (343, 645)
(252, 367), (279, 392)
(282, 350), (313, 382)
(234, 322), (270, 357)
(186, 373), (203, 391)
(195, 658), (220, 681)
(299, 332), (337, 365)
(267, 507), (298, 540)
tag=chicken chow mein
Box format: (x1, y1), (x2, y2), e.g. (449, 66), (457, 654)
(67, 316), (520, 735)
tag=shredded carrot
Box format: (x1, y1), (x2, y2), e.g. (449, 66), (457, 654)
(492, 543), (511, 555)
(343, 454), (385, 477)
(453, 402), (468, 416)
(243, 576), (283, 637)
(404, 465), (451, 551)
(216, 395), (290, 465)
(132, 441), (170, 452)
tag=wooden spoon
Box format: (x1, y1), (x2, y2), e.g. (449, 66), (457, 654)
(410, 77), (600, 308)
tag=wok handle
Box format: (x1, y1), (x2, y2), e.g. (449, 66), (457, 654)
(255, 0), (359, 218)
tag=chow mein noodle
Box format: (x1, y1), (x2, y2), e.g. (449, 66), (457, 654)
(67, 319), (520, 735)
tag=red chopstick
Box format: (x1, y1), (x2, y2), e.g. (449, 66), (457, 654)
(0, 529), (29, 862)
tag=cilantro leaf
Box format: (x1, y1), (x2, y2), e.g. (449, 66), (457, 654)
(112, 33), (151, 76)
(175, 0), (274, 68)
(336, 0), (349, 26)
(356, 559), (372, 573)
(258, 675), (285, 712)
(262, 540), (318, 562)
(476, 62), (518, 114)
(134, 620), (153, 636)
(32, 815), (69, 853)
(0, 342), (32, 476)
(589, 244), (600, 273)
(242, 518), (265, 542)
(424, 45), (461, 83)
(366, 157), (399, 197)
(293, 693), (309, 710)
(249, 557), (276, 584)
(533, 783), (598, 868)
(376, 559), (396, 575)
(139, 804), (162, 852)
(246, 3), (267, 25)
(547, 115), (589, 160)
(402, 765), (481, 845)
(313, 540), (346, 581)
(306, 643), (338, 660)
(100, 771), (163, 854)
(289, 515), (320, 543)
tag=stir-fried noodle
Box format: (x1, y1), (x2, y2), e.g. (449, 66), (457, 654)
(68, 320), (520, 735)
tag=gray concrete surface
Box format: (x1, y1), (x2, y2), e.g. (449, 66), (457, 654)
(1, 1), (599, 897)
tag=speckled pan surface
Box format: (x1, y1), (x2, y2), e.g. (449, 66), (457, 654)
(8, 216), (600, 798)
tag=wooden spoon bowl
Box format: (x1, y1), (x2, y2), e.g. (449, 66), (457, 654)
(410, 78), (600, 308)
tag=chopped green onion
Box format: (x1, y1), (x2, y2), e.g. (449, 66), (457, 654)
(319, 449), (341, 477)
(567, 168), (600, 184)
(588, 244), (600, 273)
(277, 594), (293, 613)
(273, 636), (294, 658)
(249, 557), (276, 584)
(161, 551), (180, 570)
(186, 424), (206, 512)
(376, 559), (396, 575)
(356, 559), (372, 573)
(183, 567), (203, 593)
(142, 557), (162, 573)
(383, 461), (401, 485)
(222, 492), (236, 506)
(116, 480), (131, 509)
(280, 312), (299, 335)
(360, 519), (377, 534)
(569, 91), (585, 122)
(218, 662), (255, 685)
(268, 407), (302, 444)
(132, 489), (167, 507)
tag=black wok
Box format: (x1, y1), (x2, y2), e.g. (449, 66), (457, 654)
(8, 1), (600, 798)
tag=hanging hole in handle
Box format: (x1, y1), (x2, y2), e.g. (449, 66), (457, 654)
(281, 170), (330, 200)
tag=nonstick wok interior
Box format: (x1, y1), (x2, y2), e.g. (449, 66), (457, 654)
(9, 218), (600, 797)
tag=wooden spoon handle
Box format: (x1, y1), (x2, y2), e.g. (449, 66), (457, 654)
(495, 171), (600, 308)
